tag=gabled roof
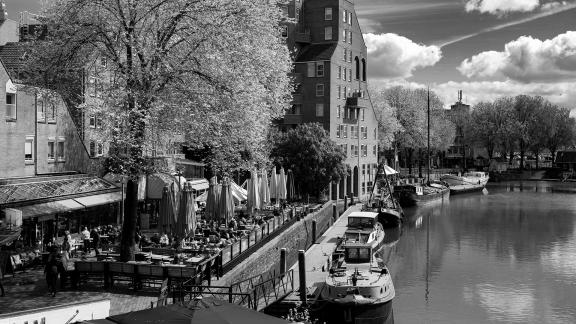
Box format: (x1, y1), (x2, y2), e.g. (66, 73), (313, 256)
(0, 42), (29, 82)
(296, 43), (337, 62)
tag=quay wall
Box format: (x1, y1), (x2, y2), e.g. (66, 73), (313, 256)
(218, 200), (346, 285)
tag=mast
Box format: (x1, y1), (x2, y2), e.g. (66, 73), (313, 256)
(427, 87), (431, 185)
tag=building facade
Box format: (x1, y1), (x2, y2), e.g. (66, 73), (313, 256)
(280, 0), (379, 200)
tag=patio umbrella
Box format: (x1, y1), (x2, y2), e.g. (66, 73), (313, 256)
(259, 169), (270, 209)
(269, 166), (278, 201)
(277, 167), (287, 200)
(205, 176), (220, 222)
(177, 183), (196, 238)
(246, 169), (260, 216)
(218, 178), (235, 225)
(286, 169), (295, 201)
(158, 185), (176, 234)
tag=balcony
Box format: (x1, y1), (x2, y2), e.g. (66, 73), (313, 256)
(295, 30), (311, 43)
(345, 96), (370, 108)
(342, 117), (358, 125)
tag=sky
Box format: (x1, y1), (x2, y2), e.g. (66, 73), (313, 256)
(355, 0), (576, 109)
(3, 0), (576, 109)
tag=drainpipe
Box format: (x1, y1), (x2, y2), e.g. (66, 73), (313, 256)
(34, 91), (38, 176)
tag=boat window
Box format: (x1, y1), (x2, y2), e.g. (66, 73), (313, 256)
(359, 233), (369, 242)
(359, 248), (370, 260)
(348, 217), (373, 228)
(348, 248), (359, 259)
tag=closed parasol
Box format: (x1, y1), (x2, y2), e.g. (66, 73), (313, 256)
(205, 176), (220, 222)
(177, 183), (196, 237)
(218, 177), (235, 225)
(269, 166), (278, 201)
(246, 169), (260, 216)
(277, 167), (287, 200)
(158, 185), (176, 234)
(259, 169), (270, 209)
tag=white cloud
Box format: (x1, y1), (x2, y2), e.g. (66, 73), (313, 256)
(458, 31), (576, 82)
(364, 33), (442, 79)
(465, 0), (540, 15)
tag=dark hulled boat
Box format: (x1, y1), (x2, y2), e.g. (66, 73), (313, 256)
(394, 181), (450, 207)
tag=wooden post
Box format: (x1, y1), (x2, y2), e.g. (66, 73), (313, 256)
(280, 248), (287, 275)
(298, 250), (307, 305)
(312, 220), (317, 244)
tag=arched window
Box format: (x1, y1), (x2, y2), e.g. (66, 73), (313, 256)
(362, 58), (367, 81)
(354, 57), (360, 80)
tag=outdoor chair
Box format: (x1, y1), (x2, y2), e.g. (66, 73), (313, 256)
(75, 261), (106, 287)
(10, 254), (25, 275)
(108, 262), (136, 288)
(135, 264), (164, 289)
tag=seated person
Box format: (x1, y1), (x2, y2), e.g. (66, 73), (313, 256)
(159, 233), (169, 246)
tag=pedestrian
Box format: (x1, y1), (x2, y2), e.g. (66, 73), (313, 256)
(44, 252), (59, 297)
(62, 235), (71, 261)
(82, 227), (91, 254)
(0, 264), (5, 297)
(91, 227), (100, 256)
(135, 227), (142, 250)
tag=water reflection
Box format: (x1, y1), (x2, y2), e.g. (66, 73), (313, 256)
(381, 181), (576, 323)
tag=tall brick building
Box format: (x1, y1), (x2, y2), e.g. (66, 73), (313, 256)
(280, 0), (379, 200)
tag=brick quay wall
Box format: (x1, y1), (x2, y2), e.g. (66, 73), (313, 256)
(215, 200), (347, 286)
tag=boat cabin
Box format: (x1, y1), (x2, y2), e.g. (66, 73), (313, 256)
(347, 212), (378, 229)
(343, 244), (372, 263)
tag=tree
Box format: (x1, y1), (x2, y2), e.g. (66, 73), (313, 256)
(369, 86), (401, 150)
(27, 0), (293, 261)
(513, 95), (545, 169)
(270, 123), (347, 198)
(542, 105), (575, 163)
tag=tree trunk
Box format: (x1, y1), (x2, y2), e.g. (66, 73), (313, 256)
(535, 149), (539, 169)
(407, 148), (413, 175)
(418, 148), (422, 178)
(509, 150), (514, 165)
(550, 148), (557, 164)
(519, 140), (525, 170)
(120, 179), (138, 262)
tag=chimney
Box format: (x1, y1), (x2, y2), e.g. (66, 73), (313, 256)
(458, 90), (463, 103)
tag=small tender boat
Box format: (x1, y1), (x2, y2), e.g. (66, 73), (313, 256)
(440, 171), (489, 194)
(320, 223), (395, 324)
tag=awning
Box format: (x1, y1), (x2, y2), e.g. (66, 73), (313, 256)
(74, 192), (122, 208)
(188, 179), (209, 191)
(16, 199), (84, 220)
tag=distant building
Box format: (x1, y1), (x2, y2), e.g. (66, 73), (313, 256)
(445, 90), (473, 169)
(278, 0), (379, 200)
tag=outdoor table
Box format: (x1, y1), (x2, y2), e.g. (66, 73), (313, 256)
(185, 256), (205, 264)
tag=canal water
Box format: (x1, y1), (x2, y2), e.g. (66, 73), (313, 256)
(377, 181), (576, 324)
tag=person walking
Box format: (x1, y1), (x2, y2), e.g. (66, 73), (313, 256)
(91, 227), (100, 256)
(82, 227), (91, 254)
(44, 252), (59, 297)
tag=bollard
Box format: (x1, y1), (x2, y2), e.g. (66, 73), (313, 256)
(332, 204), (337, 221)
(312, 220), (317, 244)
(344, 195), (348, 210)
(350, 195), (355, 205)
(292, 207), (296, 219)
(280, 248), (287, 276)
(298, 250), (307, 305)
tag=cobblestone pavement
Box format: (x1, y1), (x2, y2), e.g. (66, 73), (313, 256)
(0, 264), (158, 316)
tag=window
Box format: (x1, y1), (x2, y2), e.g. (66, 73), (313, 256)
(293, 83), (302, 94)
(57, 139), (65, 160)
(349, 30), (352, 44)
(89, 141), (96, 157)
(348, 53), (352, 63)
(316, 62), (324, 77)
(325, 7), (333, 20)
(355, 145), (359, 157)
(47, 141), (55, 160)
(281, 25), (288, 37)
(324, 26), (332, 40)
(343, 29), (347, 43)
(337, 105), (341, 118)
(362, 58), (367, 81)
(348, 12), (352, 24)
(288, 104), (302, 115)
(37, 100), (45, 122)
(362, 145), (368, 157)
(374, 128), (377, 139)
(362, 164), (366, 175)
(316, 103), (324, 117)
(348, 68), (352, 81)
(6, 93), (16, 120)
(350, 125), (356, 138)
(89, 115), (96, 128)
(47, 103), (56, 122)
(343, 144), (348, 155)
(97, 143), (104, 156)
(355, 57), (360, 79)
(343, 87), (347, 99)
(337, 85), (341, 99)
(362, 109), (365, 121)
(100, 57), (107, 67)
(338, 66), (341, 79)
(343, 48), (346, 61)
(25, 137), (34, 162)
(96, 117), (103, 128)
(373, 145), (377, 156)
(336, 124), (341, 138)
(316, 84), (324, 96)
(343, 125), (348, 138)
(354, 126), (359, 139)
(343, 9), (347, 22)
(343, 68), (347, 81)
(351, 145), (357, 157)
